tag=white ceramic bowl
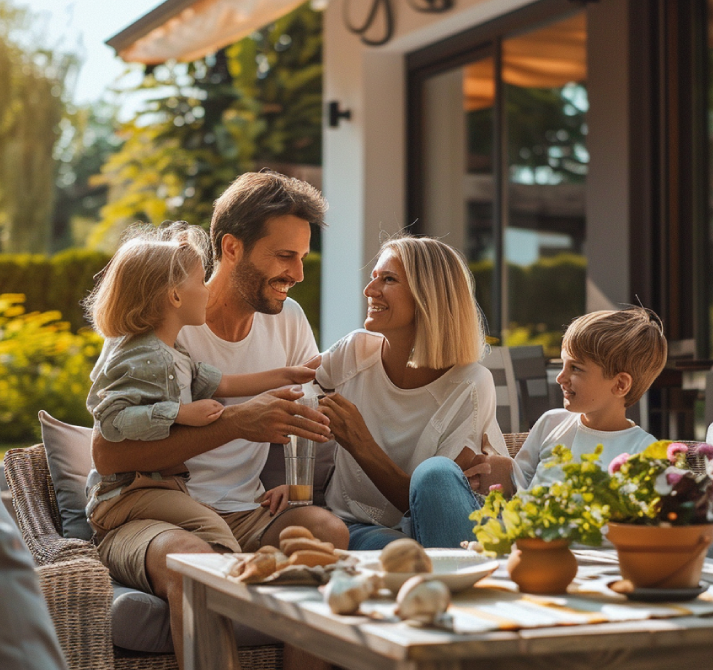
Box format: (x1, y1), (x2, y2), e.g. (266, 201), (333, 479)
(360, 549), (499, 594)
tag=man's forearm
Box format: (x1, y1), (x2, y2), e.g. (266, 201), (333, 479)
(92, 409), (244, 475)
(92, 389), (331, 475)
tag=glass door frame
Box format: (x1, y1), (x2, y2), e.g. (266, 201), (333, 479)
(406, 0), (585, 341)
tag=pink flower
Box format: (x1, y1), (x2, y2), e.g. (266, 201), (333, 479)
(666, 471), (684, 486)
(695, 443), (713, 458)
(608, 453), (631, 474)
(667, 443), (688, 463)
(489, 484), (503, 492)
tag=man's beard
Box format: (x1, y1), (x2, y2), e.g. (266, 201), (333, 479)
(231, 258), (286, 315)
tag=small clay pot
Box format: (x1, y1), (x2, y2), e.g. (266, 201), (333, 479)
(606, 522), (713, 589)
(506, 538), (578, 594)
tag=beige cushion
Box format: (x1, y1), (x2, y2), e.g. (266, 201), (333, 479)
(38, 411), (93, 541)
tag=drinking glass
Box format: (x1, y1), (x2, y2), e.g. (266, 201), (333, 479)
(284, 395), (319, 506)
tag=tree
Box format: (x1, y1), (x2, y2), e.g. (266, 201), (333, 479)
(90, 2), (323, 248)
(0, 1), (77, 253)
(52, 101), (121, 251)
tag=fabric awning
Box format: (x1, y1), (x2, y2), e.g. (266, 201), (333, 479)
(464, 13), (587, 111)
(107, 0), (309, 64)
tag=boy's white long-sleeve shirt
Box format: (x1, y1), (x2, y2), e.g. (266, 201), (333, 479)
(513, 409), (657, 490)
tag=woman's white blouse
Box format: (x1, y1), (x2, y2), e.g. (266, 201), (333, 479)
(316, 329), (506, 528)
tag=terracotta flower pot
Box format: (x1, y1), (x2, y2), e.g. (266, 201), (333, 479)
(506, 538), (578, 594)
(606, 522), (713, 589)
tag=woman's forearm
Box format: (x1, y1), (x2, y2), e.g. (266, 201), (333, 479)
(343, 438), (411, 512)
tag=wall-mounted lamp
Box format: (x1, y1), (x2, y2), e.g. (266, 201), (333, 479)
(328, 101), (352, 128)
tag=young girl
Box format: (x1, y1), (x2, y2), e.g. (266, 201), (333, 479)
(83, 221), (317, 549)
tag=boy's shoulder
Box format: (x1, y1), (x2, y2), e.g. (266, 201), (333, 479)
(531, 408), (576, 432)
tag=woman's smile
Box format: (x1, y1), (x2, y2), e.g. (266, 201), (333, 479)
(363, 251), (415, 337)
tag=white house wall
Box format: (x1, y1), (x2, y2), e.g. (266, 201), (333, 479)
(322, 0), (534, 346)
(321, 0), (632, 346)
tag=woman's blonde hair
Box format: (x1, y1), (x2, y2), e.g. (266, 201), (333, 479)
(380, 235), (485, 369)
(84, 222), (210, 338)
(562, 307), (668, 407)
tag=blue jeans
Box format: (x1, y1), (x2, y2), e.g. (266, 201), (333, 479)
(346, 522), (408, 550)
(409, 456), (482, 547)
(345, 456), (481, 549)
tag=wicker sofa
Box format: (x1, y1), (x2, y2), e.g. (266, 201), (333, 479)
(5, 432), (530, 670)
(4, 443), (284, 670)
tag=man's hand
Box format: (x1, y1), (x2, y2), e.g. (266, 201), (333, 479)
(259, 485), (290, 515)
(224, 386), (331, 444)
(176, 399), (225, 426)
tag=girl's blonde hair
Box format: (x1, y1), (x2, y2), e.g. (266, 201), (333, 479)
(84, 222), (210, 338)
(380, 235), (485, 369)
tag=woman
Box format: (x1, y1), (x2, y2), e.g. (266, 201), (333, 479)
(317, 235), (509, 550)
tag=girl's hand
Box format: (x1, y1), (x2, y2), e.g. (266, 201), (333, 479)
(318, 393), (374, 454)
(260, 485), (290, 515)
(176, 399), (225, 426)
(281, 364), (318, 386)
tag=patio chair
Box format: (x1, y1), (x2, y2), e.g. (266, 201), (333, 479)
(509, 345), (552, 431)
(481, 346), (519, 433)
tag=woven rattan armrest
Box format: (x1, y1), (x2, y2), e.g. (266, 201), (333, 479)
(504, 432), (528, 458)
(4, 445), (99, 566)
(36, 557), (114, 670)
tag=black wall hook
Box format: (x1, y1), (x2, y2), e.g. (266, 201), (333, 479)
(328, 101), (352, 128)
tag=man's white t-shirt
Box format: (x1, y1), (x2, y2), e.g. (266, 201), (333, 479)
(513, 409), (657, 490)
(316, 329), (507, 529)
(176, 298), (318, 512)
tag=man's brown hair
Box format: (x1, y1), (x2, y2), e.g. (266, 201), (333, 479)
(561, 307), (667, 407)
(211, 170), (327, 263)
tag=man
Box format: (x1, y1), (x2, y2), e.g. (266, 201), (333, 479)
(92, 171), (349, 667)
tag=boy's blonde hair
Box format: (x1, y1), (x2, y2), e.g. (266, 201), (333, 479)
(380, 235), (486, 369)
(84, 222), (209, 338)
(561, 307), (667, 407)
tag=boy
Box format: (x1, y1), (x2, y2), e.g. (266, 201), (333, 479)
(502, 307), (667, 491)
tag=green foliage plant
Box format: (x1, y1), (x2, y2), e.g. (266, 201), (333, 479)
(470, 445), (610, 555)
(470, 441), (713, 555)
(0, 293), (101, 442)
(91, 3), (322, 247)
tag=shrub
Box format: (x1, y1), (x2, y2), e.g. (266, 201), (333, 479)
(0, 249), (110, 332)
(0, 294), (101, 443)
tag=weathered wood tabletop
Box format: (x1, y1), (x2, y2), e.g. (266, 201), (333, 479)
(168, 549), (713, 670)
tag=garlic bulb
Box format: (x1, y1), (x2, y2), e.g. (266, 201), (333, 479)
(379, 539), (432, 573)
(324, 571), (381, 615)
(395, 576), (450, 624)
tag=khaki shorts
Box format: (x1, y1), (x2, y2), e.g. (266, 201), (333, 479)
(96, 503), (280, 594)
(91, 472), (241, 551)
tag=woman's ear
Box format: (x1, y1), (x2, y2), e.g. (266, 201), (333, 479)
(613, 372), (633, 398)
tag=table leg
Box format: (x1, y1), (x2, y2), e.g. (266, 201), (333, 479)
(183, 575), (241, 670)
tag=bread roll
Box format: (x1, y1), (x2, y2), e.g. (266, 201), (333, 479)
(279, 526), (315, 542)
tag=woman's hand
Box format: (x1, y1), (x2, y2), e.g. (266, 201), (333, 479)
(318, 393), (375, 454)
(455, 434), (515, 497)
(259, 485), (290, 515)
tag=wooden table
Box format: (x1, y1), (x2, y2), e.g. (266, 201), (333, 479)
(168, 551), (713, 670)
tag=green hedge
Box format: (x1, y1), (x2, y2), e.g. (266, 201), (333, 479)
(0, 250), (322, 335)
(0, 249), (111, 332)
(471, 253), (586, 354)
